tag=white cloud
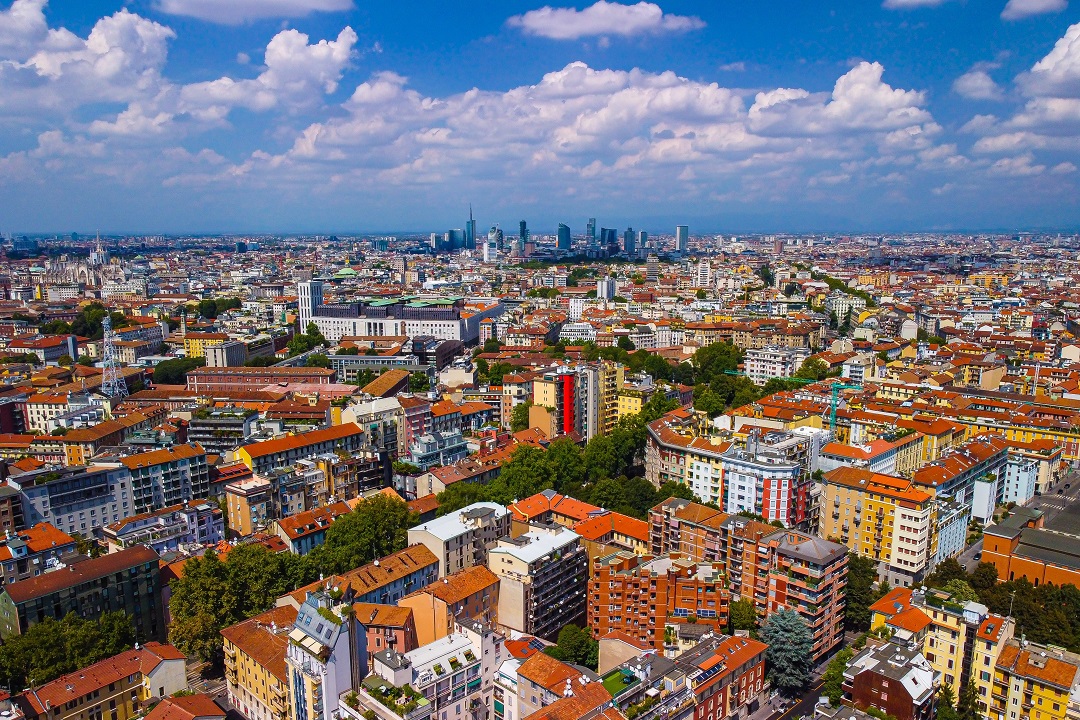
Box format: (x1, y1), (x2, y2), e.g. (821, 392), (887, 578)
(954, 69), (1004, 100)
(1001, 0), (1068, 21)
(989, 153), (1046, 175)
(0, 0), (48, 60)
(748, 62), (931, 136)
(507, 1), (704, 40)
(155, 0), (354, 25)
(882, 0), (951, 8)
(1019, 22), (1080, 98)
(1052, 161), (1078, 173)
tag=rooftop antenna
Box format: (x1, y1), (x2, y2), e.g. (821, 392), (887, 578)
(100, 315), (128, 399)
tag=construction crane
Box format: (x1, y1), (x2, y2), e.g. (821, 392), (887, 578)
(828, 381), (861, 432)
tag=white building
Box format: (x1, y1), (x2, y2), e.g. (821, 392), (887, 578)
(408, 503), (511, 578)
(743, 346), (809, 386)
(1001, 449), (1039, 505)
(286, 591), (357, 720)
(823, 291), (868, 322)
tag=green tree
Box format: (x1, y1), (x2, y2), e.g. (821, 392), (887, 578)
(436, 482), (491, 515)
(969, 562), (999, 592)
(589, 477), (625, 511)
(957, 679), (981, 720)
(943, 579), (979, 603)
(546, 437), (586, 495)
(617, 335), (635, 351)
(336, 346), (360, 356)
(409, 372), (430, 392)
(583, 434), (618, 481)
(245, 355), (279, 367)
(822, 647), (854, 706)
(0, 611), (133, 689)
(696, 289), (707, 299)
(728, 599), (758, 632)
(198, 299), (219, 319)
(57, 354), (74, 367)
(153, 357), (205, 385)
(937, 683), (960, 720)
(76, 354), (96, 366)
(693, 386), (725, 417)
(310, 494), (418, 574)
(844, 553), (879, 632)
(543, 625), (599, 670)
(306, 353), (331, 368)
(794, 357), (829, 381)
(490, 445), (556, 504)
(928, 558), (968, 588)
(510, 401), (533, 432)
(759, 609), (813, 694)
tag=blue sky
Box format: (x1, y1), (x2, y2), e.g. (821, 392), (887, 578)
(1, 0), (1080, 235)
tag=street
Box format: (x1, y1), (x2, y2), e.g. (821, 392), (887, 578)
(1025, 470), (1080, 525)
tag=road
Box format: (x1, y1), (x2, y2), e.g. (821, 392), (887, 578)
(1025, 470), (1080, 525)
(749, 676), (826, 720)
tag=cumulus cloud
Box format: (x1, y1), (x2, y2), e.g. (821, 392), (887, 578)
(1001, 0), (1068, 20)
(1019, 22), (1080, 98)
(0, 0), (49, 60)
(507, 1), (704, 40)
(954, 69), (1004, 100)
(155, 0), (354, 25)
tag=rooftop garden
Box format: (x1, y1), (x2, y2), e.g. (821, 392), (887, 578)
(361, 677), (428, 718)
(601, 669), (640, 698)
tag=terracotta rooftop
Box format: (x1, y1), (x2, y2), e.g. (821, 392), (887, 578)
(4, 545), (158, 604)
(219, 605), (297, 684)
(143, 694), (225, 720)
(240, 423), (363, 459)
(406, 565), (499, 605)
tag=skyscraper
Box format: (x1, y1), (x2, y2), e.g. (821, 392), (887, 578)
(636, 230), (648, 256)
(676, 225), (689, 254)
(586, 218), (596, 242)
(557, 223), (571, 251)
(623, 227), (635, 255)
(599, 228), (618, 256)
(466, 205), (477, 250)
(484, 226), (500, 263)
(518, 220), (528, 257)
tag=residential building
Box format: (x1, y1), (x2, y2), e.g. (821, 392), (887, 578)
(912, 433), (1009, 510)
(221, 605), (296, 720)
(487, 524), (587, 640)
(408, 502), (511, 578)
(768, 531), (848, 662)
(819, 467), (937, 587)
(645, 412), (730, 506)
(103, 500), (224, 555)
(225, 476), (272, 537)
(273, 501), (352, 555)
(990, 639), (1080, 720)
(721, 430), (814, 528)
(843, 643), (938, 720)
(237, 424), (368, 474)
(407, 430), (469, 471)
(285, 591), (360, 720)
(398, 565), (500, 647)
(358, 619), (504, 720)
(351, 603), (419, 662)
(0, 522), (77, 586)
(187, 408), (257, 455)
(588, 551), (729, 650)
(514, 652), (596, 720)
(280, 544), (440, 608)
(0, 545), (161, 640)
(117, 443), (210, 515)
(16, 643), (187, 720)
(743, 346), (809, 385)
(12, 463), (131, 539)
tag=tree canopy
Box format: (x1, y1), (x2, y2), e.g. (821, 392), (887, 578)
(153, 357), (205, 385)
(543, 624), (599, 670)
(760, 609), (813, 694)
(0, 611), (133, 689)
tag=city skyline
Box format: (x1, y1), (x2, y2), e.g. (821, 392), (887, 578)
(1, 0), (1080, 233)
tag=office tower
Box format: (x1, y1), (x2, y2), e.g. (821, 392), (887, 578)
(518, 220), (528, 257)
(586, 218), (596, 242)
(600, 228), (618, 255)
(646, 254), (659, 282)
(519, 220), (527, 242)
(484, 227), (499, 262)
(466, 205), (477, 249)
(623, 227), (635, 255)
(430, 232), (439, 250)
(557, 223), (571, 251)
(636, 230), (647, 255)
(676, 225), (689, 253)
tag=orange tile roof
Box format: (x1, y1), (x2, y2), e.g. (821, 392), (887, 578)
(517, 652), (583, 692)
(220, 605), (297, 684)
(361, 369), (410, 397)
(275, 501), (352, 541)
(351, 603), (414, 628)
(0, 522), (75, 561)
(407, 565), (499, 605)
(240, 423), (363, 459)
(573, 512), (649, 544)
(22, 643), (185, 714)
(886, 607), (933, 634)
(869, 587), (913, 616)
(408, 494), (440, 515)
(526, 683), (612, 720)
(997, 642), (1080, 690)
(282, 544), (438, 605)
(5, 545), (157, 604)
(144, 695), (225, 720)
(118, 443), (205, 470)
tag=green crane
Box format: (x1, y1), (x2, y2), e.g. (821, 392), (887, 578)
(828, 381), (862, 431)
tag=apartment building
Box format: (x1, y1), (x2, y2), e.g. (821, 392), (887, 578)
(990, 639), (1080, 720)
(187, 407), (257, 455)
(12, 463), (132, 538)
(768, 532), (848, 662)
(843, 643), (938, 720)
(721, 429), (819, 528)
(117, 443), (210, 515)
(819, 467), (937, 587)
(911, 433), (1009, 511)
(487, 524), (587, 640)
(358, 620), (503, 720)
(588, 551), (729, 650)
(399, 565), (500, 646)
(0, 545), (161, 640)
(273, 501), (351, 555)
(743, 345), (809, 385)
(285, 591), (359, 720)
(103, 500), (224, 555)
(870, 586), (1014, 701)
(280, 545), (440, 608)
(237, 424), (368, 474)
(186, 366), (335, 393)
(645, 412), (731, 506)
(351, 603), (419, 661)
(0, 522), (77, 586)
(221, 605), (295, 720)
(17, 643), (187, 720)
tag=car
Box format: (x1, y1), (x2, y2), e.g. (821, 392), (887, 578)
(974, 552), (982, 561)
(1059, 488), (1065, 494)
(1067, 483), (1072, 489)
